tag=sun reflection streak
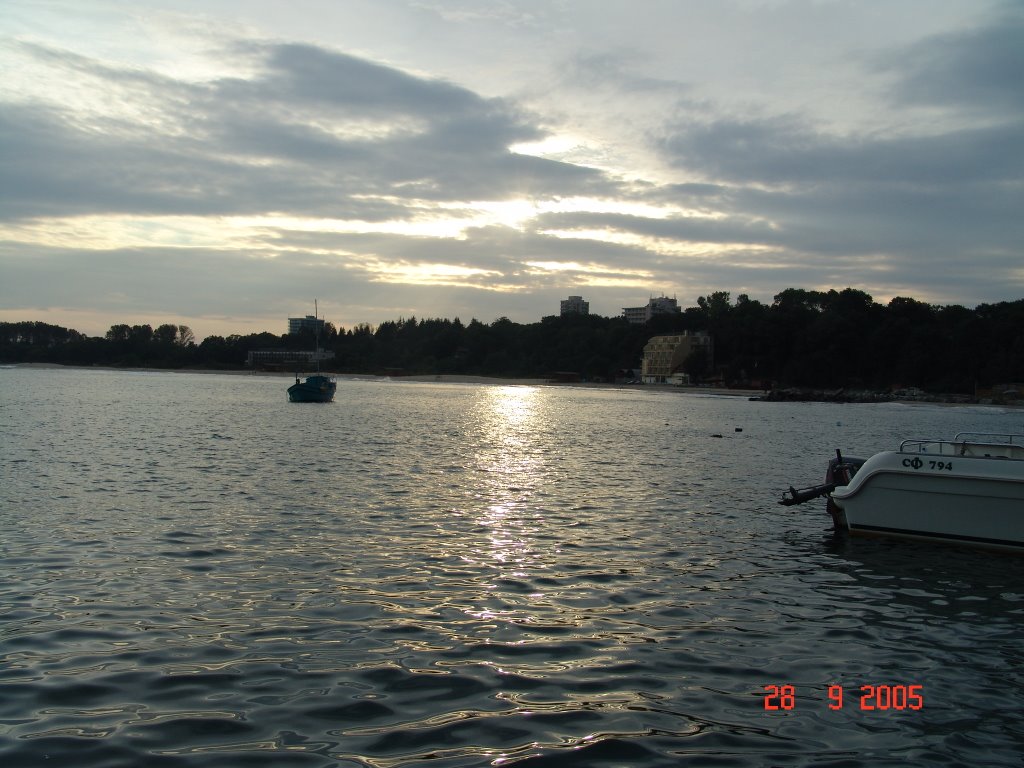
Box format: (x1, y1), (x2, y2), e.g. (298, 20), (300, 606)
(463, 386), (553, 620)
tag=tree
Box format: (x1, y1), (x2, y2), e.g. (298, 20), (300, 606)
(129, 324), (154, 344)
(697, 291), (731, 324)
(106, 324), (131, 342)
(682, 349), (709, 380)
(154, 324), (179, 345)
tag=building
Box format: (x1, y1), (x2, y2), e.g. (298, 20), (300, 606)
(641, 331), (713, 384)
(247, 348), (335, 370)
(623, 296), (682, 324)
(288, 315), (326, 336)
(560, 295), (590, 316)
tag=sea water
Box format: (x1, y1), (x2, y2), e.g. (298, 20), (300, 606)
(1, 366), (1022, 766)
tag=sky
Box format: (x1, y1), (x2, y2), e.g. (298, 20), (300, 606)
(2, 0), (1022, 340)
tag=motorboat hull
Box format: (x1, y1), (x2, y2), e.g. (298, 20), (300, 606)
(830, 449), (1024, 552)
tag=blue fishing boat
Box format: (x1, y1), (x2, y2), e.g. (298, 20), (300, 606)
(288, 373), (336, 403)
(287, 301), (336, 403)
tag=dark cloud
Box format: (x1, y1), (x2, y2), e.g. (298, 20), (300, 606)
(660, 117), (1024, 187)
(0, 40), (612, 223)
(880, 6), (1024, 114)
(531, 210), (780, 247)
(662, 182), (728, 198)
(215, 41), (543, 152)
(0, 102), (224, 219)
(253, 43), (482, 115)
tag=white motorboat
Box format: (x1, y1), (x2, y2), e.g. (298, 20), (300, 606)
(781, 433), (1024, 552)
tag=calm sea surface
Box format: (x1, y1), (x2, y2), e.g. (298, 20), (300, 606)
(2, 367), (1023, 767)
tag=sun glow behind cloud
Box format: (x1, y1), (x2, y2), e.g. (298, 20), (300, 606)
(523, 260), (654, 289)
(0, 194), (692, 254)
(0, 216), (251, 251)
(0, 199), (756, 298)
(361, 259), (509, 289)
(524, 260), (651, 277)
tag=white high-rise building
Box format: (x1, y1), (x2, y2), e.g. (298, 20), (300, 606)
(288, 315), (326, 335)
(560, 295), (590, 315)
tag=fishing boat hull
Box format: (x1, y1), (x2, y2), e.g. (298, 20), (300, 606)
(287, 375), (336, 403)
(829, 449), (1024, 552)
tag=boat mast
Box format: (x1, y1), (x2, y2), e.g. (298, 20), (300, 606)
(314, 298), (320, 374)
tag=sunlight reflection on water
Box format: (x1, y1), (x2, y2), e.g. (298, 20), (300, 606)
(473, 386), (546, 584)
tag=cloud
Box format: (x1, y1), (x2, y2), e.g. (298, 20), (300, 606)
(659, 116), (1024, 187)
(0, 39), (613, 224)
(879, 5), (1024, 114)
(641, 7), (1024, 304)
(1, 2), (1022, 339)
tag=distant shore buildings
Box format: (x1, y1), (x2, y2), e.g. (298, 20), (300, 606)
(623, 296), (682, 324)
(555, 294), (688, 323)
(247, 348), (334, 370)
(560, 296), (590, 316)
(248, 313), (333, 370)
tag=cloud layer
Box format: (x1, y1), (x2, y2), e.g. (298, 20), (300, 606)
(1, 1), (1021, 338)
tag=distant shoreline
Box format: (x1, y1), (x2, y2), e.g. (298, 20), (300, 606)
(9, 362), (756, 396)
(9, 363), (1019, 407)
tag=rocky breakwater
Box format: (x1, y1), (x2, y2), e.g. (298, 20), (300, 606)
(752, 388), (982, 404)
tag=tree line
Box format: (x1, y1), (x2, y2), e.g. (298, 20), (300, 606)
(2, 288), (1022, 393)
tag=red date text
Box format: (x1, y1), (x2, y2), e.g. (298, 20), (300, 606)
(764, 684), (924, 711)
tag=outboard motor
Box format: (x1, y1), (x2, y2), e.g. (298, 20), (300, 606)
(824, 450), (865, 528)
(827, 450), (864, 488)
(780, 450), (866, 530)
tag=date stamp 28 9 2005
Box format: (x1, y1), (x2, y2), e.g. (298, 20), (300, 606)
(763, 684), (924, 712)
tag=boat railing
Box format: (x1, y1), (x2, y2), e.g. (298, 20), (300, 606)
(900, 433), (1024, 460)
(953, 432), (1024, 446)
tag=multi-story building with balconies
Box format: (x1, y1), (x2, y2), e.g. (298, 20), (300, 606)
(641, 331), (713, 384)
(623, 296), (682, 324)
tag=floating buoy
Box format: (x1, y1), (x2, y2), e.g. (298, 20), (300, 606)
(735, 427), (743, 432)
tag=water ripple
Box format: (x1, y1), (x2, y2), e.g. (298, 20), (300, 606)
(1, 369), (1023, 766)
